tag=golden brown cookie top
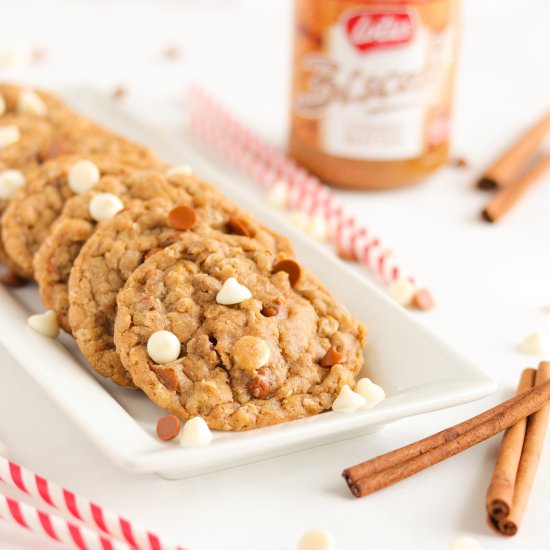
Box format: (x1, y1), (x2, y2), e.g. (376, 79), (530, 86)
(114, 233), (366, 431)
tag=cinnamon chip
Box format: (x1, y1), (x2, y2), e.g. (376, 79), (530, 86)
(227, 216), (251, 237)
(320, 346), (344, 367)
(111, 86), (127, 100)
(337, 247), (357, 262)
(168, 205), (197, 230)
(412, 289), (434, 311)
(261, 306), (278, 317)
(156, 367), (179, 391)
(0, 271), (27, 287)
(41, 141), (66, 162)
(163, 45), (181, 60)
(46, 261), (58, 275)
(273, 259), (302, 287)
(144, 247), (163, 261)
(156, 415), (181, 441)
(247, 369), (271, 398)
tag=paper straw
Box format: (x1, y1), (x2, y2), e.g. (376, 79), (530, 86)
(0, 493), (129, 550)
(0, 457), (186, 550)
(186, 85), (416, 286)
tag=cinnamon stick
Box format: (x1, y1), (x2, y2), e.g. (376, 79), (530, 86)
(477, 112), (550, 190)
(485, 369), (536, 520)
(481, 153), (550, 222)
(343, 378), (550, 498)
(343, 389), (531, 486)
(489, 362), (550, 536)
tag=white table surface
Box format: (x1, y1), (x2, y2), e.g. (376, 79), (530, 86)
(1, 0), (550, 548)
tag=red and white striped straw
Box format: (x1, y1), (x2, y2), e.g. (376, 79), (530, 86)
(0, 457), (186, 550)
(0, 494), (130, 550)
(186, 85), (419, 287)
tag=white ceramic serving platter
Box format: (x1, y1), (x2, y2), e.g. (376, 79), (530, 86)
(0, 88), (496, 478)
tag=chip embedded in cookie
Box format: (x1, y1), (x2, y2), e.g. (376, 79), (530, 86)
(114, 233), (366, 431)
(68, 175), (294, 388)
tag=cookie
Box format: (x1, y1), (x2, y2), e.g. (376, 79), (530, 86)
(34, 170), (198, 333)
(0, 83), (76, 128)
(0, 115), (58, 272)
(68, 174), (294, 388)
(114, 233), (366, 430)
(2, 150), (164, 279)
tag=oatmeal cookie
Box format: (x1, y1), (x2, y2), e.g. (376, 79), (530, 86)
(114, 233), (366, 430)
(2, 151), (164, 279)
(0, 115), (58, 272)
(68, 174), (293, 388)
(35, 171), (201, 333)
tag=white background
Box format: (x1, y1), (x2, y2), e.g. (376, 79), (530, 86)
(1, 0), (550, 548)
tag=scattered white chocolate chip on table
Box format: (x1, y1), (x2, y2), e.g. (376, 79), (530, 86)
(387, 278), (416, 307)
(519, 330), (547, 356)
(355, 378), (386, 409)
(232, 335), (270, 373)
(147, 330), (181, 364)
(68, 160), (100, 194)
(216, 277), (252, 305)
(332, 384), (367, 412)
(0, 125), (20, 148)
(449, 535), (484, 550)
(306, 214), (329, 242)
(180, 417), (213, 447)
(288, 210), (310, 232)
(166, 164), (193, 177)
(266, 180), (289, 208)
(0, 93), (5, 116)
(27, 310), (59, 338)
(0, 169), (25, 200)
(297, 529), (334, 550)
(89, 193), (124, 222)
(17, 89), (47, 116)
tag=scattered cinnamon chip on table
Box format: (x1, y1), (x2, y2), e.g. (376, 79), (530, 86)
(111, 86), (127, 100)
(163, 45), (181, 60)
(156, 415), (181, 441)
(0, 271), (27, 288)
(412, 289), (434, 311)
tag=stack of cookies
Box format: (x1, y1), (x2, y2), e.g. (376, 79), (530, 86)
(0, 84), (367, 431)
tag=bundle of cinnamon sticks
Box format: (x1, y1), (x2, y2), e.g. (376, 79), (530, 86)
(343, 362), (550, 536)
(479, 113), (550, 222)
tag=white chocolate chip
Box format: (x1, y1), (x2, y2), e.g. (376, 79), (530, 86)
(387, 278), (416, 307)
(0, 169), (25, 199)
(306, 214), (329, 242)
(519, 330), (547, 356)
(216, 277), (252, 305)
(147, 330), (181, 364)
(449, 535), (484, 550)
(0, 125), (20, 148)
(298, 529), (334, 550)
(0, 93), (5, 116)
(68, 160), (100, 194)
(89, 193), (124, 222)
(355, 378), (386, 409)
(288, 210), (310, 232)
(232, 335), (270, 373)
(17, 89), (47, 116)
(0, 48), (32, 68)
(266, 181), (289, 208)
(180, 416), (213, 447)
(332, 384), (367, 412)
(167, 164), (193, 177)
(27, 310), (59, 338)
(0, 438), (7, 457)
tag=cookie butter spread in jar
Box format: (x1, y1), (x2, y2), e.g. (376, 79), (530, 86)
(289, 0), (459, 189)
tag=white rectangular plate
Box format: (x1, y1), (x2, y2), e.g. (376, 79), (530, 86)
(0, 88), (495, 478)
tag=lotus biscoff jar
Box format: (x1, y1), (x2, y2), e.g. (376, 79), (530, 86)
(289, 0), (460, 189)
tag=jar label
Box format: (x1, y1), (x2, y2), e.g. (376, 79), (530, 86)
(294, 7), (455, 161)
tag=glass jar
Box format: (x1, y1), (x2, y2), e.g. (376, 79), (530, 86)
(289, 0), (460, 190)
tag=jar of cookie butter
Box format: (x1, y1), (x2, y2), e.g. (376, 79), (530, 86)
(289, 0), (460, 189)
